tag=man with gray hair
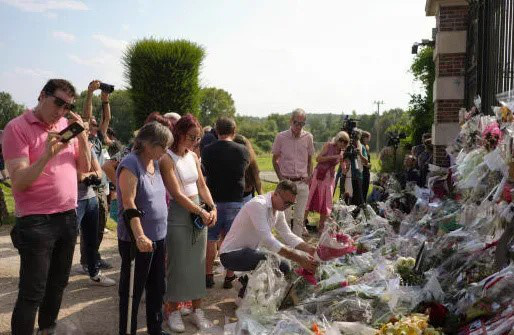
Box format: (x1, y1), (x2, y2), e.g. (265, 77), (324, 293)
(272, 108), (314, 237)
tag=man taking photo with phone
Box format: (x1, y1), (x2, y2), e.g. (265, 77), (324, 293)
(2, 79), (91, 335)
(80, 79), (114, 272)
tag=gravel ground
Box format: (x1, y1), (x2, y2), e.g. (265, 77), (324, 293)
(0, 225), (238, 335)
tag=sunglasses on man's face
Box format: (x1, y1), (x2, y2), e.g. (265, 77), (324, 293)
(293, 120), (305, 127)
(46, 93), (75, 111)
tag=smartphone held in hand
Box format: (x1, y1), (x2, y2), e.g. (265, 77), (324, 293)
(58, 122), (85, 143)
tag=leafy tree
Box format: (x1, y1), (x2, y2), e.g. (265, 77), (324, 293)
(199, 87), (236, 126)
(123, 38), (205, 127)
(408, 46), (435, 144)
(267, 113), (289, 132)
(0, 92), (24, 129)
(109, 90), (136, 143)
(75, 90), (101, 120)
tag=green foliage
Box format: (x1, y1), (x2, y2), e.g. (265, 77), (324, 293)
(123, 38), (205, 127)
(267, 113), (289, 132)
(109, 90), (136, 143)
(1, 183), (15, 225)
(199, 87), (236, 126)
(379, 145), (409, 173)
(0, 92), (24, 129)
(258, 140), (273, 152)
(408, 46), (435, 144)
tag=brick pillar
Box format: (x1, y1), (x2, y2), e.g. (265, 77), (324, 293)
(426, 0), (469, 167)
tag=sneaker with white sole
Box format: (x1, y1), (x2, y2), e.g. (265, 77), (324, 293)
(180, 307), (192, 316)
(90, 272), (116, 287)
(167, 310), (185, 333)
(192, 309), (212, 330)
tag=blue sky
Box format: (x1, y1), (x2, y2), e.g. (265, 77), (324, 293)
(0, 0), (435, 117)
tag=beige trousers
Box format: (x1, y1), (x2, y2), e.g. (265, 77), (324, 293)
(284, 181), (309, 237)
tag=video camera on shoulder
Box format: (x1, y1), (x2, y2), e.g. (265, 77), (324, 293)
(341, 115), (359, 160)
(386, 131), (407, 147)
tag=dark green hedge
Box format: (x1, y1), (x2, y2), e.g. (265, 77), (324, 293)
(123, 38), (205, 127)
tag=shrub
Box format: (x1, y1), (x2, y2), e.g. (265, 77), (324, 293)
(123, 38), (205, 127)
(257, 140), (273, 152)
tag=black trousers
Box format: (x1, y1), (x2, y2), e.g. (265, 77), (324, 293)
(362, 167), (370, 203)
(350, 176), (364, 206)
(10, 209), (77, 335)
(118, 239), (166, 335)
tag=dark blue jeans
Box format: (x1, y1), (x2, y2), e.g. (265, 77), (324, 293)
(10, 209), (77, 335)
(77, 196), (100, 277)
(118, 239), (166, 335)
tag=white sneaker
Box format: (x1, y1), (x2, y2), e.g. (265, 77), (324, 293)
(90, 272), (116, 287)
(192, 309), (213, 330)
(167, 310), (185, 333)
(180, 307), (192, 316)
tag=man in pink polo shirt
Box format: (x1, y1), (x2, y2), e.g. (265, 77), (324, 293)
(3, 79), (91, 335)
(272, 108), (314, 237)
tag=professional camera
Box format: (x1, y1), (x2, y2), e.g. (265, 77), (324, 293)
(341, 115), (359, 160)
(82, 175), (102, 187)
(386, 131), (407, 147)
(99, 82), (115, 93)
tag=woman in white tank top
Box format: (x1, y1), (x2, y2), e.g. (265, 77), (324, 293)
(159, 114), (217, 332)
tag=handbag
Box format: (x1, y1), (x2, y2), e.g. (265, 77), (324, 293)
(190, 203), (212, 231)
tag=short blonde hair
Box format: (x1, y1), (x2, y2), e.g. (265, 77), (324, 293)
(333, 131), (350, 144)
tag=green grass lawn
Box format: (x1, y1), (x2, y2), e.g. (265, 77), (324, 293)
(256, 153), (273, 172)
(257, 152), (379, 172)
(257, 151), (378, 224)
(0, 181), (118, 230)
(1, 182), (15, 225)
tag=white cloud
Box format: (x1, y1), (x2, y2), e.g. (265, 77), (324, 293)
(67, 54), (107, 67)
(0, 0), (88, 12)
(52, 31), (75, 43)
(122, 24), (130, 31)
(92, 34), (127, 51)
(14, 67), (55, 78)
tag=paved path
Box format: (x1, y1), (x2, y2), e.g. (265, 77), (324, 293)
(259, 171), (279, 184)
(0, 225), (237, 335)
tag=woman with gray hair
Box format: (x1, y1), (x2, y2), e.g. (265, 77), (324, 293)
(304, 131), (350, 231)
(116, 121), (173, 335)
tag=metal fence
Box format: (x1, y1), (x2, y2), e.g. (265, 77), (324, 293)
(466, 0), (514, 113)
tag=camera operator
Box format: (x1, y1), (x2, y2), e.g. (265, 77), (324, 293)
(340, 127), (368, 206)
(77, 122), (115, 287)
(360, 131), (371, 202)
(82, 80), (113, 270)
(3, 79), (91, 334)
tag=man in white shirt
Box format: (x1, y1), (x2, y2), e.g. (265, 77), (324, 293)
(219, 180), (318, 298)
